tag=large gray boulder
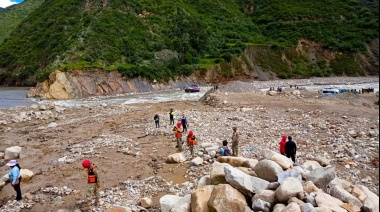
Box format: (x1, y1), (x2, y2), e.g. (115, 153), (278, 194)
(210, 162), (232, 185)
(305, 167), (336, 189)
(170, 195), (191, 212)
(224, 166), (269, 197)
(278, 170), (302, 184)
(356, 185), (379, 212)
(207, 184), (251, 212)
(5, 146), (22, 160)
(252, 199), (271, 212)
(160, 195), (182, 212)
(275, 177), (304, 203)
(329, 185), (363, 208)
(315, 190), (346, 212)
(254, 159), (283, 182)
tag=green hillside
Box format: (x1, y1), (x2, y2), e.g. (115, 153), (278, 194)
(0, 0), (378, 85)
(0, 0), (45, 44)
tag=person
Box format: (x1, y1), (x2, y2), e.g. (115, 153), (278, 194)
(81, 160), (101, 209)
(279, 135), (287, 155)
(187, 131), (197, 158)
(231, 127), (239, 157)
(173, 122), (183, 151)
(181, 115), (188, 133)
(6, 160), (22, 204)
(154, 114), (160, 128)
(169, 109), (175, 125)
(285, 136), (297, 163)
(219, 140), (231, 156)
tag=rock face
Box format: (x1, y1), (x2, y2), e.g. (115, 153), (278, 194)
(305, 167), (336, 189)
(224, 166), (269, 197)
(275, 177), (304, 202)
(166, 153), (186, 164)
(5, 146), (22, 160)
(191, 185), (215, 212)
(207, 184), (251, 212)
(28, 70), (200, 99)
(254, 159), (283, 182)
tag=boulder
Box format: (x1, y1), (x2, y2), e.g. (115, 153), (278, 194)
(20, 169), (34, 182)
(210, 162), (232, 185)
(252, 190), (277, 206)
(171, 195), (191, 212)
(315, 190), (346, 212)
(224, 166), (269, 197)
(315, 156), (330, 166)
(197, 176), (211, 189)
(356, 185), (379, 212)
(271, 152), (294, 169)
(330, 177), (353, 191)
(303, 181), (319, 194)
(252, 199), (271, 212)
(350, 185), (368, 202)
(262, 149), (276, 159)
(300, 203), (317, 212)
(166, 153), (186, 164)
(305, 167), (336, 189)
(288, 197), (305, 205)
(106, 207), (127, 212)
(171, 203), (191, 212)
(278, 170), (302, 184)
(329, 185), (362, 207)
(4, 146), (22, 160)
(242, 159), (259, 169)
(217, 156), (249, 167)
(267, 182), (281, 190)
(191, 185), (215, 212)
(0, 180), (6, 190)
(273, 204), (286, 212)
(341, 203), (361, 212)
(207, 184), (251, 212)
(283, 202), (301, 212)
(303, 161), (323, 171)
(254, 159), (283, 182)
(140, 197), (153, 208)
(160, 195), (182, 212)
(191, 157), (204, 166)
(275, 177), (304, 203)
(236, 167), (257, 177)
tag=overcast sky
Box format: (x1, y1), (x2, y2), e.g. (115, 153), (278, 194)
(0, 0), (24, 8)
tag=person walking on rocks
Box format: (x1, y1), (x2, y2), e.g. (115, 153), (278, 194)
(154, 114), (160, 128)
(81, 160), (101, 209)
(6, 160), (22, 204)
(181, 114), (188, 133)
(169, 109), (175, 125)
(187, 131), (197, 158)
(279, 135), (287, 155)
(173, 122), (183, 151)
(285, 136), (297, 163)
(231, 127), (239, 157)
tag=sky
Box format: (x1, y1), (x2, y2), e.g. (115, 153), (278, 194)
(0, 0), (24, 8)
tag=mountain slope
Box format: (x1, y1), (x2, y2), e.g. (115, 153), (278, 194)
(0, 0), (45, 44)
(0, 0), (378, 86)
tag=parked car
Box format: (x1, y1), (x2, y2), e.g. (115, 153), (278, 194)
(322, 88), (340, 97)
(185, 85), (200, 93)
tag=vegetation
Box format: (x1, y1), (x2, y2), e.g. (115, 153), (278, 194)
(0, 0), (378, 85)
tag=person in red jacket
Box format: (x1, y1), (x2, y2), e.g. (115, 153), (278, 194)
(279, 135), (287, 155)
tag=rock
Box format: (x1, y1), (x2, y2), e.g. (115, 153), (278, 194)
(315, 156), (330, 166)
(293, 90), (301, 96)
(197, 176), (211, 189)
(210, 162), (232, 185)
(236, 167), (257, 177)
(160, 195), (182, 212)
(356, 185), (379, 212)
(254, 159), (283, 182)
(303, 181), (319, 194)
(305, 193), (317, 207)
(252, 190), (276, 206)
(140, 197), (153, 208)
(0, 181), (6, 190)
(217, 156), (249, 167)
(341, 203), (361, 212)
(171, 195), (191, 212)
(330, 177), (353, 191)
(350, 185), (368, 202)
(277, 170), (302, 184)
(266, 182), (280, 190)
(0, 152), (4, 159)
(224, 166), (269, 197)
(300, 203), (317, 212)
(106, 207), (127, 212)
(209, 151), (216, 158)
(262, 149), (275, 160)
(252, 199), (271, 212)
(4, 146), (22, 160)
(303, 161), (323, 171)
(273, 204), (286, 212)
(166, 153), (186, 164)
(191, 185), (214, 212)
(315, 190), (346, 212)
(48, 122), (58, 128)
(271, 152), (294, 169)
(171, 203), (191, 212)
(275, 177), (304, 203)
(58, 156), (67, 164)
(242, 159), (259, 169)
(283, 202), (301, 212)
(305, 167), (336, 189)
(288, 197), (305, 205)
(329, 185), (362, 207)
(207, 184), (251, 212)
(20, 169), (34, 182)
(191, 157), (204, 166)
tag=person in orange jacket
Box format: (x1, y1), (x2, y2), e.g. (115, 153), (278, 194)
(173, 122), (183, 151)
(81, 160), (101, 210)
(187, 131), (197, 158)
(279, 135), (287, 155)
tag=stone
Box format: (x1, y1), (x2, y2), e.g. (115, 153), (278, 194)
(252, 199), (271, 212)
(303, 161), (323, 171)
(197, 176), (211, 189)
(271, 152), (294, 169)
(207, 184), (251, 212)
(254, 159), (283, 182)
(330, 177), (353, 191)
(217, 156), (249, 167)
(20, 169), (34, 182)
(166, 153), (186, 164)
(262, 149), (276, 159)
(242, 159), (259, 169)
(160, 195), (182, 212)
(275, 177), (304, 203)
(315, 190), (345, 212)
(305, 167), (336, 189)
(303, 181), (319, 194)
(329, 185), (362, 207)
(140, 197), (153, 208)
(341, 203), (361, 212)
(191, 157), (204, 166)
(315, 156), (330, 166)
(305, 193), (317, 207)
(288, 197), (305, 205)
(0, 181), (6, 190)
(0, 152), (4, 159)
(252, 190), (276, 206)
(191, 185), (214, 212)
(224, 166), (269, 197)
(277, 170), (302, 184)
(106, 207), (127, 212)
(236, 167), (257, 177)
(210, 162), (232, 185)
(171, 203), (191, 212)
(300, 203), (317, 212)
(283, 202), (301, 212)
(4, 146), (22, 160)
(266, 182), (280, 190)
(356, 185), (379, 212)
(273, 204), (286, 212)
(350, 185), (368, 202)
(48, 122), (58, 128)
(209, 151), (216, 158)
(171, 195), (191, 212)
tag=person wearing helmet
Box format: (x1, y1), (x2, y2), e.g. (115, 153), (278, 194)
(187, 131), (197, 158)
(173, 122), (183, 151)
(231, 127), (239, 157)
(81, 160), (101, 209)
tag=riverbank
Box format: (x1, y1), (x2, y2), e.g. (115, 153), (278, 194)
(0, 77), (379, 212)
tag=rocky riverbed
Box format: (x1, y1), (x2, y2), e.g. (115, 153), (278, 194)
(0, 77), (378, 212)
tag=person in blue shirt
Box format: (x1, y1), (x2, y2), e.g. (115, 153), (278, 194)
(181, 114), (188, 133)
(6, 160), (22, 201)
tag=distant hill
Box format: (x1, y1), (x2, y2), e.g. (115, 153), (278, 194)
(0, 7), (4, 11)
(0, 0), (378, 86)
